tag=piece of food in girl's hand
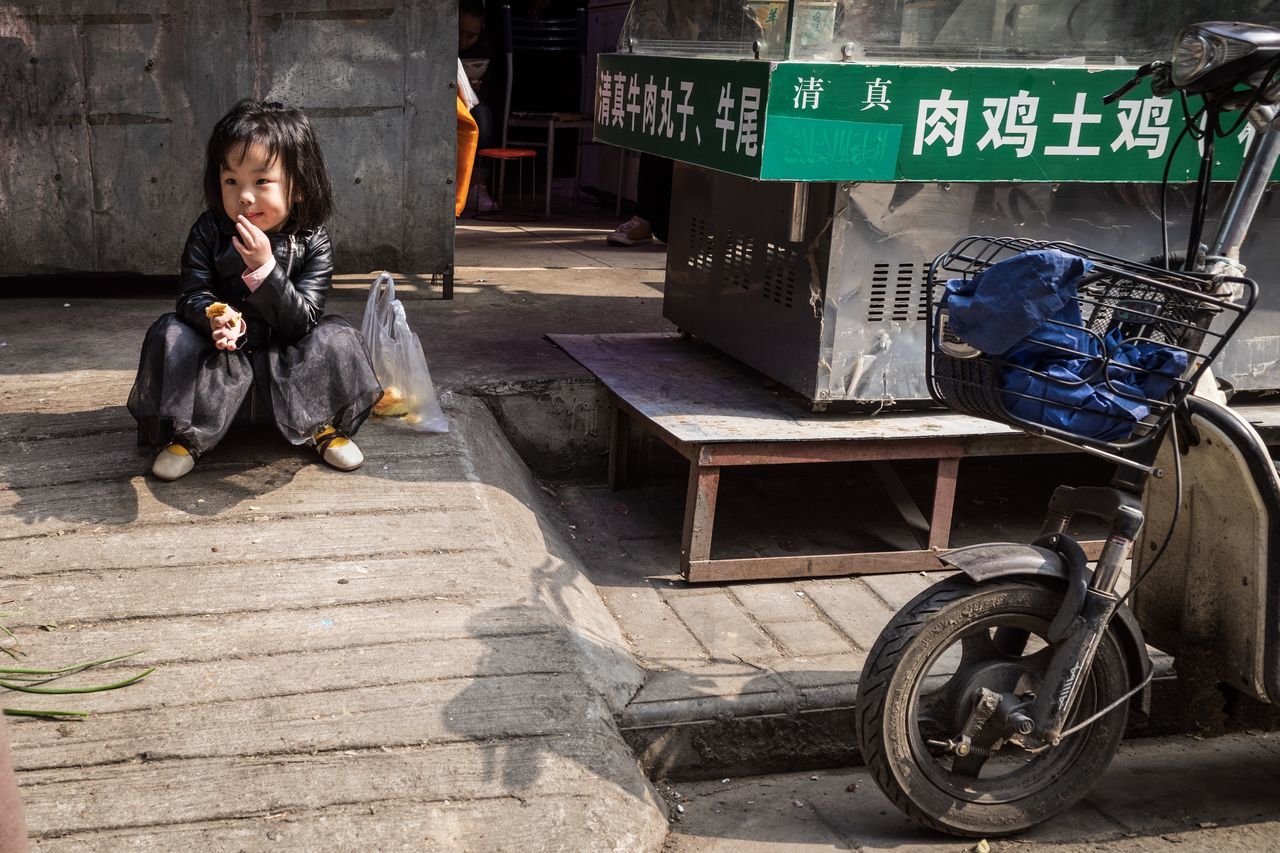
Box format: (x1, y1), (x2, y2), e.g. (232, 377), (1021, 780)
(205, 302), (242, 324)
(373, 385), (409, 417)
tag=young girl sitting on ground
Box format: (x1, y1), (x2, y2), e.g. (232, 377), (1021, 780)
(128, 99), (382, 481)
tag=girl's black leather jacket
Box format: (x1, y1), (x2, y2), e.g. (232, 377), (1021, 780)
(175, 210), (333, 349)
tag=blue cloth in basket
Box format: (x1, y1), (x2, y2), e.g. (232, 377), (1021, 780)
(999, 303), (1188, 441)
(945, 249), (1188, 442)
(944, 249), (1092, 355)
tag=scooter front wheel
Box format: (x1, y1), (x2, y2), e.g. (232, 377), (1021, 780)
(855, 577), (1129, 837)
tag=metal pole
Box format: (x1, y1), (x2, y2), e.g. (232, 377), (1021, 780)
(1212, 105), (1280, 261)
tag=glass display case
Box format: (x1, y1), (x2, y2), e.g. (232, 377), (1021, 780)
(599, 0), (1280, 408)
(620, 0), (1280, 63)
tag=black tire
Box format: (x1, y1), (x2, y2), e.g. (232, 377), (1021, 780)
(855, 577), (1130, 837)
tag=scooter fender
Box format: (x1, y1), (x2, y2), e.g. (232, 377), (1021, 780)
(940, 542), (1153, 715)
(941, 542), (1066, 582)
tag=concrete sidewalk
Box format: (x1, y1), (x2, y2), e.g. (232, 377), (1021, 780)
(666, 730), (1280, 852)
(0, 217), (672, 849)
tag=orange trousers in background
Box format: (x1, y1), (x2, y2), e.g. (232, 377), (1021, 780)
(456, 96), (479, 217)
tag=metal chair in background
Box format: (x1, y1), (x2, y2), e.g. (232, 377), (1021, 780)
(472, 146), (539, 221)
(495, 4), (591, 218)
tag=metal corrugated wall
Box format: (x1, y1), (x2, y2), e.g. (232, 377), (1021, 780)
(0, 1), (455, 276)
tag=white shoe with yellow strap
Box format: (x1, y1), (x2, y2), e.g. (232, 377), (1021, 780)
(152, 443), (195, 481)
(314, 426), (364, 471)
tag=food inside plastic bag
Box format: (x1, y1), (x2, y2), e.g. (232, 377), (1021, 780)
(359, 273), (449, 433)
(373, 385), (408, 417)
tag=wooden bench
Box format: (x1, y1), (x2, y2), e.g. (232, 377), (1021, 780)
(550, 332), (1279, 583)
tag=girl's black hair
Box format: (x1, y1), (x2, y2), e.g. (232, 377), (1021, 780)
(203, 99), (334, 230)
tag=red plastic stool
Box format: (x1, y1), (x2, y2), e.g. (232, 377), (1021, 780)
(475, 147), (538, 220)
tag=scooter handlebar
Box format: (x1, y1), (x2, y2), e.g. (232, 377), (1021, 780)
(1102, 62), (1172, 105)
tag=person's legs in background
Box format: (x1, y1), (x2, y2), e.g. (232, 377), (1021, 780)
(469, 102), (496, 211)
(638, 153), (673, 242)
(608, 153), (672, 246)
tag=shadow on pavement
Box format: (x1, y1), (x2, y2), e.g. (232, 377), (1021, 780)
(438, 557), (664, 813)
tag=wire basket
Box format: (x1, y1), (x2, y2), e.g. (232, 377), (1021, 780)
(927, 236), (1257, 455)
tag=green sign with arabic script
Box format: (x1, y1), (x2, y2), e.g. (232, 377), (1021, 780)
(593, 54), (1259, 183)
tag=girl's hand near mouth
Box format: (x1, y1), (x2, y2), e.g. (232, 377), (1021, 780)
(232, 214), (273, 269)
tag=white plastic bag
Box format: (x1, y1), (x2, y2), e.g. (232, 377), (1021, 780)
(360, 272), (449, 433)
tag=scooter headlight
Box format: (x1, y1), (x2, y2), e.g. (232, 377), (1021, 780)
(1171, 25), (1256, 88)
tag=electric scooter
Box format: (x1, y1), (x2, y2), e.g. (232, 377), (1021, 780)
(854, 21), (1280, 837)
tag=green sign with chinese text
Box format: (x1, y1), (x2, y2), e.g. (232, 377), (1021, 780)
(593, 54), (1261, 183)
(594, 55), (772, 179)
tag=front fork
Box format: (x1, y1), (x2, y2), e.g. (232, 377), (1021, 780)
(1028, 484), (1146, 744)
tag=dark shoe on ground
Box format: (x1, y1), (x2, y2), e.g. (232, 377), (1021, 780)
(607, 216), (654, 246)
